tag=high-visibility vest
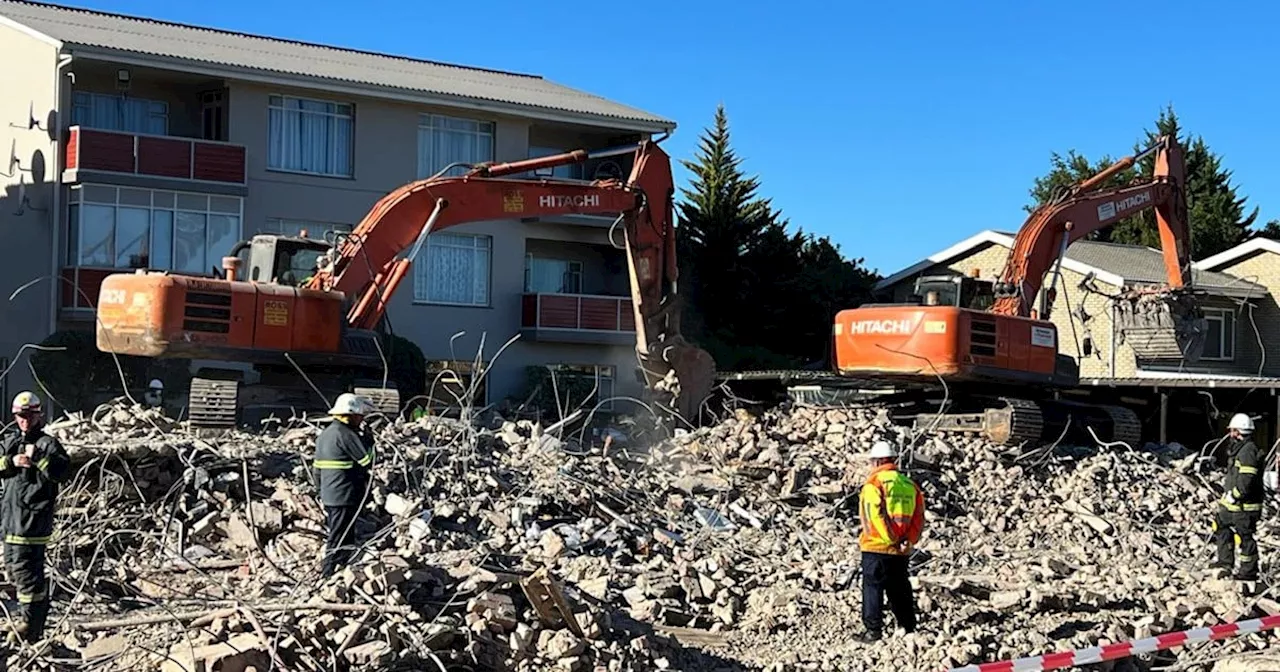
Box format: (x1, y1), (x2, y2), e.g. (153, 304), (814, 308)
(860, 465), (924, 555)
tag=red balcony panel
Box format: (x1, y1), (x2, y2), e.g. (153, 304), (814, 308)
(137, 136), (192, 179)
(65, 129), (79, 170)
(619, 301), (635, 331)
(60, 267), (115, 309)
(537, 295), (579, 329)
(579, 297), (620, 330)
(521, 293), (635, 333)
(65, 126), (246, 186)
(73, 129), (135, 173)
(193, 143), (246, 183)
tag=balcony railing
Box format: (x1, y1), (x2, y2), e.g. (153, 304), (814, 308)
(521, 293), (636, 333)
(59, 267), (116, 311)
(65, 126), (247, 186)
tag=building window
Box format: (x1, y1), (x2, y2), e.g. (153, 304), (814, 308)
(420, 359), (489, 413)
(417, 114), (495, 178)
(544, 364), (616, 411)
(264, 218), (352, 241)
(67, 185), (242, 273)
(1203, 308), (1236, 361)
(268, 95), (353, 177)
(71, 91), (168, 135)
(528, 146), (583, 179)
(524, 256), (583, 294)
(413, 233), (491, 306)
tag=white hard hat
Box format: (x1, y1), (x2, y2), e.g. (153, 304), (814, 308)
(868, 441), (898, 459)
(148, 379), (164, 390)
(11, 391), (41, 414)
(328, 392), (372, 416)
(1229, 413), (1255, 433)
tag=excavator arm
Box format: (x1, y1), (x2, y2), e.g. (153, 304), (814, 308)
(304, 140), (715, 421)
(991, 135), (1205, 362)
(992, 135), (1190, 317)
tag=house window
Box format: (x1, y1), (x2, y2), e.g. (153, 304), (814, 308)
(268, 95), (353, 177)
(524, 256), (583, 294)
(71, 91), (168, 135)
(544, 364), (616, 411)
(413, 233), (491, 305)
(264, 218), (352, 241)
(1203, 308), (1236, 361)
(421, 359), (489, 412)
(528, 146), (583, 179)
(67, 185), (242, 274)
(417, 114), (495, 178)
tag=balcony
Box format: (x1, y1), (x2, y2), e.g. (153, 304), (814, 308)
(520, 293), (636, 345)
(64, 126), (247, 195)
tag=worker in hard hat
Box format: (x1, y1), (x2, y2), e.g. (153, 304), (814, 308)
(313, 393), (376, 577)
(1211, 413), (1264, 581)
(857, 440), (925, 642)
(143, 378), (164, 409)
(0, 392), (69, 644)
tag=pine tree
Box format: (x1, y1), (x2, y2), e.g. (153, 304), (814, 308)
(1027, 105), (1258, 257)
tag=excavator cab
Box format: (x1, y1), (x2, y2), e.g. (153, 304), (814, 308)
(233, 235), (334, 287)
(911, 274), (995, 311)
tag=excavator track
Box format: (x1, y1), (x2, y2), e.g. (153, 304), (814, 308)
(1098, 404), (1143, 448)
(354, 386), (402, 417)
(986, 397), (1046, 446)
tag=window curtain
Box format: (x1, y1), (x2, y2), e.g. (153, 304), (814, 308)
(417, 116), (494, 178)
(72, 92), (166, 134)
(416, 234), (489, 304)
(526, 258), (579, 293)
(269, 98), (352, 175)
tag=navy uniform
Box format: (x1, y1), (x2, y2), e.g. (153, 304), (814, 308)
(1212, 413), (1264, 581)
(313, 393), (375, 577)
(0, 392), (69, 643)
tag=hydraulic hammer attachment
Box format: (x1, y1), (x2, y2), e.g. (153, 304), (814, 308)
(1113, 287), (1207, 364)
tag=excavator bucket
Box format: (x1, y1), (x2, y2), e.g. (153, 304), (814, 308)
(642, 336), (717, 423)
(1112, 288), (1207, 365)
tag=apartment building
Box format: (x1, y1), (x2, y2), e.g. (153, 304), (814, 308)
(0, 0), (675, 412)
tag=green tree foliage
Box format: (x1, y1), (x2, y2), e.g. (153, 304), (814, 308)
(1255, 220), (1280, 241)
(676, 105), (878, 370)
(1027, 105), (1258, 259)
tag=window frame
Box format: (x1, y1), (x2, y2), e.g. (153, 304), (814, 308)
(412, 232), (493, 307)
(263, 217), (352, 242)
(1201, 307), (1236, 361)
(527, 146), (584, 180)
(416, 113), (496, 179)
(267, 94), (355, 179)
(66, 185), (244, 274)
(422, 359), (489, 412)
(71, 91), (169, 135)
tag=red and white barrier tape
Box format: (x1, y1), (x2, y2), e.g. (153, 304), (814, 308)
(947, 613), (1280, 672)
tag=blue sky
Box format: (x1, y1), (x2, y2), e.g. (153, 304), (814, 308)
(57, 0), (1280, 276)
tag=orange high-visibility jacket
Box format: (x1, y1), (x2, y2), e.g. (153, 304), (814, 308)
(859, 463), (925, 555)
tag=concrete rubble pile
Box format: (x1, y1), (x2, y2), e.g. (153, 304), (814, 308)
(7, 397), (1276, 671)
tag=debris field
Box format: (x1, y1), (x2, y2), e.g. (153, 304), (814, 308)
(4, 398), (1279, 671)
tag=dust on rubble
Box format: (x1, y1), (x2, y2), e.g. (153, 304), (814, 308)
(2, 397), (1272, 671)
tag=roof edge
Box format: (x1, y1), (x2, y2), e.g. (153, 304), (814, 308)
(69, 45), (676, 133)
(7, 0), (543, 80)
(0, 11), (60, 47)
(1193, 237), (1280, 271)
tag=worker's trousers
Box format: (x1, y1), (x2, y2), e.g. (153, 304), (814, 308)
(1213, 508), (1261, 580)
(321, 505), (360, 578)
(861, 551), (916, 635)
(5, 543), (48, 642)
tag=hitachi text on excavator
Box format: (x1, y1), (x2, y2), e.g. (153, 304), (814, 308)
(92, 140), (717, 429)
(730, 135), (1206, 447)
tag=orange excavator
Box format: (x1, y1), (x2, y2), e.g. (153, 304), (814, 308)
(92, 140), (717, 429)
(820, 135), (1204, 445)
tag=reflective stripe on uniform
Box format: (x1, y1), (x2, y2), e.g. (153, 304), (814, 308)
(1237, 460), (1259, 475)
(36, 456), (49, 472)
(4, 534), (50, 545)
(863, 469), (918, 548)
(356, 451), (373, 467)
(16, 591), (45, 604)
(313, 460), (354, 470)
